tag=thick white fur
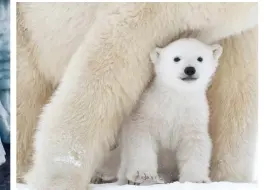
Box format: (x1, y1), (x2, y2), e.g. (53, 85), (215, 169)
(91, 147), (179, 184)
(91, 146), (121, 184)
(17, 3), (258, 190)
(116, 39), (221, 184)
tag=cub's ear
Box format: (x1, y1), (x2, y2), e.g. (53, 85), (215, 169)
(211, 44), (223, 60)
(150, 47), (162, 64)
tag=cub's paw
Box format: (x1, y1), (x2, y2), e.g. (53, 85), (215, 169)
(179, 175), (211, 183)
(127, 171), (164, 185)
(91, 176), (104, 184)
(90, 173), (117, 184)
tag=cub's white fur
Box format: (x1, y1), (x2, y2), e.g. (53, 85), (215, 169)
(18, 4), (257, 189)
(117, 38), (222, 185)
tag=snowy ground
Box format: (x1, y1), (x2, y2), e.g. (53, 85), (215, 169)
(17, 182), (257, 190)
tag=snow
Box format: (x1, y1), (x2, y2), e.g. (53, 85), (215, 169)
(17, 182), (257, 190)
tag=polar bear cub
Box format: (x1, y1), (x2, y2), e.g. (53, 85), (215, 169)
(118, 38), (223, 185)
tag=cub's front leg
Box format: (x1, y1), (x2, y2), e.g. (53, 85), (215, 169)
(91, 146), (120, 184)
(118, 119), (164, 185)
(176, 128), (212, 183)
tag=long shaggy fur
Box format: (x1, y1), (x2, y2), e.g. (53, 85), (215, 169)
(16, 3), (258, 189)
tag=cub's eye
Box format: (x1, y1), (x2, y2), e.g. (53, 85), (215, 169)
(174, 57), (181, 62)
(197, 57), (203, 62)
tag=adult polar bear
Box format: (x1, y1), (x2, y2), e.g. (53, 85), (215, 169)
(17, 2), (258, 189)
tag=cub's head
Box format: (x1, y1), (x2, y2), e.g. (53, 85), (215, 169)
(150, 38), (222, 91)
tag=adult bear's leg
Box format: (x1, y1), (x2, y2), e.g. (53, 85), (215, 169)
(25, 6), (156, 190)
(208, 27), (258, 182)
(16, 25), (53, 182)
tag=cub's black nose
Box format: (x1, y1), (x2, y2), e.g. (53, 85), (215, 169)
(184, 67), (196, 76)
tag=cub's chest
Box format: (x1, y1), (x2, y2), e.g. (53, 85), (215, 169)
(144, 95), (207, 149)
(144, 94), (203, 125)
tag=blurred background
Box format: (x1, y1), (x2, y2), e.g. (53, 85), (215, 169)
(0, 0), (10, 189)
